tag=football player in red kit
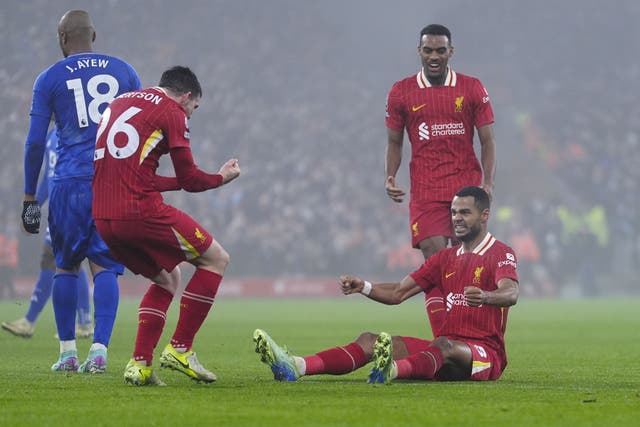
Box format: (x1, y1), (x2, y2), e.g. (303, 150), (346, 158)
(93, 66), (240, 385)
(385, 24), (497, 337)
(255, 186), (518, 384)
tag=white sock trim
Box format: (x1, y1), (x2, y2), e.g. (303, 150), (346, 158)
(293, 356), (306, 376)
(60, 340), (77, 353)
(90, 343), (107, 352)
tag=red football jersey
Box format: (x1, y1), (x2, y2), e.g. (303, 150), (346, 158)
(386, 68), (494, 206)
(92, 87), (191, 219)
(410, 232), (518, 365)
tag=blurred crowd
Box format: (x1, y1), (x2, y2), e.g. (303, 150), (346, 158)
(1, 0), (638, 297)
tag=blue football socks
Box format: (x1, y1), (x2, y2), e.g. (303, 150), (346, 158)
(76, 269), (92, 326)
(92, 270), (119, 347)
(25, 269), (55, 324)
(52, 272), (78, 341)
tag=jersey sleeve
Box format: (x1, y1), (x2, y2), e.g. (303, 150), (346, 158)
(161, 107), (191, 150)
(153, 175), (181, 192)
(127, 64), (142, 91)
(24, 74), (53, 195)
(494, 245), (519, 284)
(160, 107), (224, 192)
(169, 148), (223, 192)
(24, 115), (50, 195)
(409, 251), (443, 292)
(472, 78), (494, 128)
(29, 70), (54, 120)
(385, 81), (406, 132)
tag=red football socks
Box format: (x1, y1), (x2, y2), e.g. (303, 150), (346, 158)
(397, 346), (444, 379)
(134, 284), (173, 364)
(171, 269), (222, 351)
(304, 342), (367, 375)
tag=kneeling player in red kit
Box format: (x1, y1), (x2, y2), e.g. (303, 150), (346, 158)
(255, 186), (518, 384)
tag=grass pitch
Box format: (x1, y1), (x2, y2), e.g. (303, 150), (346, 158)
(0, 296), (638, 426)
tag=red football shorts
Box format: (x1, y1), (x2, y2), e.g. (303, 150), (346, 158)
(400, 336), (505, 381)
(400, 335), (433, 355)
(95, 205), (213, 278)
(409, 201), (454, 248)
(464, 339), (506, 380)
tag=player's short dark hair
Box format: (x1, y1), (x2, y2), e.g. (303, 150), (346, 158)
(159, 66), (202, 98)
(455, 186), (490, 211)
(419, 24), (452, 44)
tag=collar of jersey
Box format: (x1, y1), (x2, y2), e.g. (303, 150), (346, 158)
(456, 232), (495, 256)
(416, 67), (457, 88)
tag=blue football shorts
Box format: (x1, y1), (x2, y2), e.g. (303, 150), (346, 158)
(48, 179), (124, 273)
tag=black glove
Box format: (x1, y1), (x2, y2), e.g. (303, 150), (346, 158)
(21, 200), (41, 234)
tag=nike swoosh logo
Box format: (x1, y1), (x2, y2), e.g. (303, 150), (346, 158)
(169, 354), (190, 369)
(430, 308), (445, 314)
(445, 272), (455, 278)
(412, 103), (427, 112)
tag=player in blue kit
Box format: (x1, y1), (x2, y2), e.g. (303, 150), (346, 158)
(3, 128), (93, 339)
(21, 10), (141, 373)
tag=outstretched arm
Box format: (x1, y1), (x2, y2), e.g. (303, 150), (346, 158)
(340, 274), (422, 305)
(153, 175), (181, 192)
(169, 147), (240, 192)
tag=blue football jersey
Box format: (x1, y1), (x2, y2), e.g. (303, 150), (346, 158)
(26, 52), (141, 190)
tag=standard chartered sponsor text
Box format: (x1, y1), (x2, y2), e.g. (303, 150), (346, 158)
(431, 122), (465, 137)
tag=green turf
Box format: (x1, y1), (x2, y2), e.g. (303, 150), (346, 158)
(0, 297), (638, 426)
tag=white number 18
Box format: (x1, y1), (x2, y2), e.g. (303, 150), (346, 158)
(66, 74), (119, 128)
